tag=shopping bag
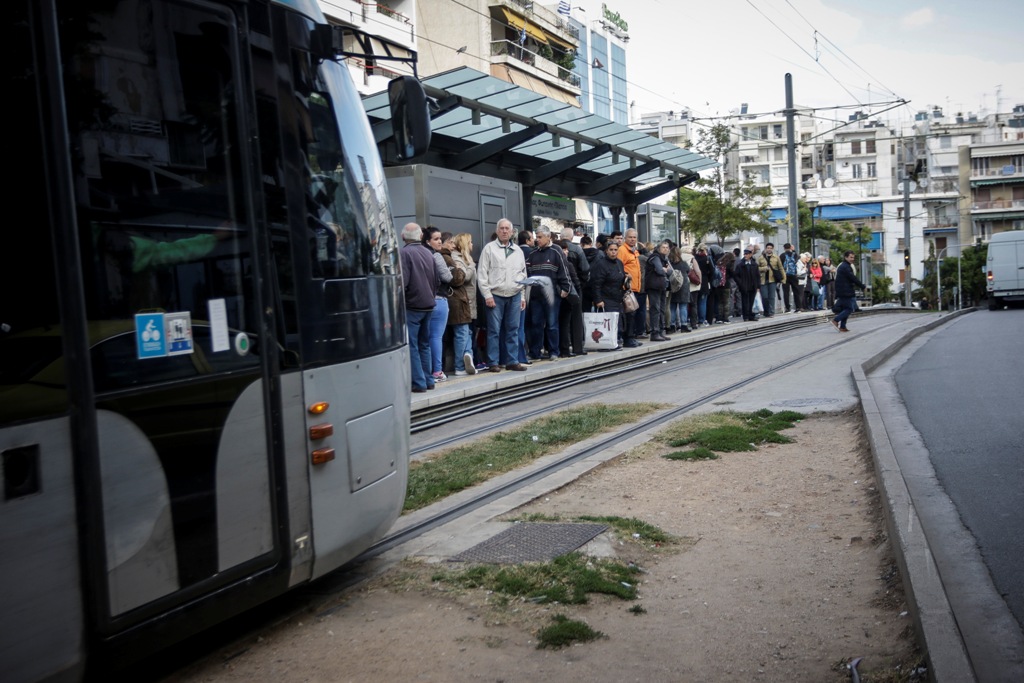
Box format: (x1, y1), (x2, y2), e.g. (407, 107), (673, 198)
(753, 291), (763, 314)
(584, 311), (619, 351)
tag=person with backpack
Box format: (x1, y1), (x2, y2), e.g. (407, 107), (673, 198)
(668, 245), (691, 332)
(712, 247), (735, 323)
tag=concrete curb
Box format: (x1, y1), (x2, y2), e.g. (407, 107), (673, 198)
(853, 307), (976, 682)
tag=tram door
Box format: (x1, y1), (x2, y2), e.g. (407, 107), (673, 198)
(64, 1), (279, 620)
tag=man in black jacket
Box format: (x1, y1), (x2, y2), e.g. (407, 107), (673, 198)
(525, 227), (571, 360)
(831, 250), (867, 332)
(400, 223), (439, 391)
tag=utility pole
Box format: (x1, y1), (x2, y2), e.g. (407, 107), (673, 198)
(784, 74), (799, 250)
(902, 154), (912, 307)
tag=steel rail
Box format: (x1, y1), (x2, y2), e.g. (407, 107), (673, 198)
(411, 314), (826, 433)
(365, 315), (909, 561)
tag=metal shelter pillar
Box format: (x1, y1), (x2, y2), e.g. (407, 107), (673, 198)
(625, 205), (637, 234)
(521, 185), (534, 232)
(609, 206), (622, 233)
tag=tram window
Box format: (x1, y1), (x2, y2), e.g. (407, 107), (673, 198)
(61, 1), (261, 388)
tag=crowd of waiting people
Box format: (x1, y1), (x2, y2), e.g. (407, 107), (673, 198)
(400, 219), (844, 392)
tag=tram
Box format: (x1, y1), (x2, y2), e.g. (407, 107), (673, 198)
(1, 1), (428, 680)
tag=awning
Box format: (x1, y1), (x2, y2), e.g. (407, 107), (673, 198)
(971, 176), (1024, 187)
(496, 66), (578, 107)
(575, 198), (594, 224)
(924, 227), (958, 234)
(971, 212), (1024, 222)
(500, 8), (548, 44)
(361, 67), (716, 208)
(768, 202), (883, 222)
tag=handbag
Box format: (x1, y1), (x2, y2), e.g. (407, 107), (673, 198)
(687, 267), (701, 286)
(623, 290), (639, 313)
(584, 311), (620, 350)
(809, 278), (821, 297)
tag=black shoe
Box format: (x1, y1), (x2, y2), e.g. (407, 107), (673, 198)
(507, 363), (528, 371)
(412, 387), (427, 393)
(488, 365), (502, 373)
(623, 339), (642, 348)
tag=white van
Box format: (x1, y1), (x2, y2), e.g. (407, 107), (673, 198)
(986, 231), (1024, 310)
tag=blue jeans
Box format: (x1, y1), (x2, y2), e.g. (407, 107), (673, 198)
(671, 301), (689, 328)
(486, 293), (521, 368)
(428, 296), (449, 374)
(406, 308), (433, 390)
(833, 296), (857, 328)
(453, 323), (473, 371)
(816, 286), (826, 310)
(697, 292), (708, 323)
(759, 282), (777, 316)
(528, 290), (561, 358)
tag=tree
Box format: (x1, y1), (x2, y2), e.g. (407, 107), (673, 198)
(673, 123), (771, 246)
(871, 274), (893, 304)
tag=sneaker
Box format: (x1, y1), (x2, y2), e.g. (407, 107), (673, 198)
(475, 362), (489, 371)
(432, 371), (447, 382)
(839, 327), (850, 333)
(454, 370), (468, 377)
(463, 353), (476, 375)
(831, 318), (840, 331)
(548, 355), (560, 361)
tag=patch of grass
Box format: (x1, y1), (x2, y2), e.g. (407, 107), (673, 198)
(663, 447), (719, 461)
(431, 551), (640, 605)
(628, 604), (647, 615)
(535, 614), (604, 649)
(575, 515), (674, 545)
(405, 402), (663, 512)
(658, 409), (804, 454)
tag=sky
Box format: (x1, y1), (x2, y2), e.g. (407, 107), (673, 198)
(565, 0), (1024, 129)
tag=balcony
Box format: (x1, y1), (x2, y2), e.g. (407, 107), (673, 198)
(972, 198), (1024, 212)
(491, 41), (580, 88)
(970, 165), (1023, 180)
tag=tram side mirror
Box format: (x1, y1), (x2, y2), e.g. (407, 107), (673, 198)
(389, 76), (431, 161)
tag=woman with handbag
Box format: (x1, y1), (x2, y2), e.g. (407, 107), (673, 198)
(449, 233), (477, 376)
(806, 254), (823, 310)
(590, 240), (640, 348)
(668, 245), (691, 333)
(822, 256), (837, 310)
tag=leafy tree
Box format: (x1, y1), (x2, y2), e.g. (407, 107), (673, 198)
(672, 123), (771, 246)
(871, 274), (894, 304)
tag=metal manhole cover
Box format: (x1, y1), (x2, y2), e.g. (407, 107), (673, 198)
(449, 522), (608, 564)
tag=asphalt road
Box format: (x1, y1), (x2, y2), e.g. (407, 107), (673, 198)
(894, 308), (1024, 631)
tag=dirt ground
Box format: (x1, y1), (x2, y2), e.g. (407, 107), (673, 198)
(164, 412), (924, 683)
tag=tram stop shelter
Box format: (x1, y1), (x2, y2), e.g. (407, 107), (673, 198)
(361, 67), (717, 234)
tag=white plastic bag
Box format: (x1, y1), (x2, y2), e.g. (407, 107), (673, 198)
(753, 291), (763, 315)
(583, 311), (619, 350)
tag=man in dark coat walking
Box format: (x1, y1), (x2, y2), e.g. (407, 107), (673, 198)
(831, 250), (867, 332)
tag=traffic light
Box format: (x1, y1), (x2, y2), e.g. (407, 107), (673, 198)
(904, 249), (910, 267)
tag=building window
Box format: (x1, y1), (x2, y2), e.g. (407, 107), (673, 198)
(774, 147), (784, 162)
(866, 139), (876, 154)
(940, 136), (952, 149)
(867, 162), (877, 178)
(773, 124), (783, 139)
(851, 163), (863, 179)
(851, 140), (861, 155)
(759, 125), (768, 140)
(972, 157), (990, 175)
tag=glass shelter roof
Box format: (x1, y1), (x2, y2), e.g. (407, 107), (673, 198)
(362, 67), (717, 208)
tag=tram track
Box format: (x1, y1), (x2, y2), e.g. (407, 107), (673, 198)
(411, 313), (829, 433)
(368, 312), (912, 562)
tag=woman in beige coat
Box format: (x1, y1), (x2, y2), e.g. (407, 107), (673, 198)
(449, 233), (478, 375)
